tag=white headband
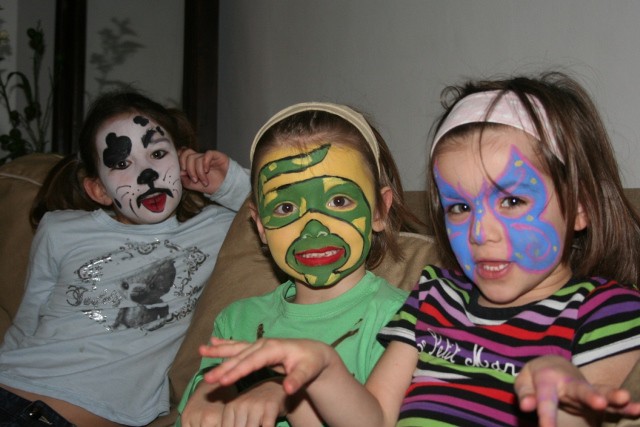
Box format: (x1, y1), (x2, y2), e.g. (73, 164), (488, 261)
(431, 90), (563, 163)
(249, 102), (381, 175)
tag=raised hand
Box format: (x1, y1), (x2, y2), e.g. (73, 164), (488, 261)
(201, 338), (336, 396)
(180, 149), (230, 194)
(515, 355), (640, 427)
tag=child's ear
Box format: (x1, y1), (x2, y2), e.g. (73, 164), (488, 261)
(574, 202), (588, 231)
(372, 186), (393, 232)
(83, 177), (113, 206)
(248, 202), (268, 244)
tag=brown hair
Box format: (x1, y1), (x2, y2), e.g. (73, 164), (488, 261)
(427, 71), (640, 286)
(251, 108), (421, 269)
(30, 91), (210, 228)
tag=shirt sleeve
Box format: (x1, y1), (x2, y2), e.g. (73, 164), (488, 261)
(377, 279), (423, 350)
(208, 158), (251, 211)
(3, 213), (60, 343)
(572, 282), (640, 366)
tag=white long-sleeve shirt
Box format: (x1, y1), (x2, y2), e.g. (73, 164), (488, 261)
(0, 159), (250, 425)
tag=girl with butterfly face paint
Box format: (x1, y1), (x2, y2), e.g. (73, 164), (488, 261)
(0, 91), (250, 426)
(178, 103), (417, 427)
(194, 73), (640, 427)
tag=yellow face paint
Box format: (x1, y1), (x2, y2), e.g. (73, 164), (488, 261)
(255, 143), (377, 287)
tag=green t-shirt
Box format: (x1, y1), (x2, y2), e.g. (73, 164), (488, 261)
(177, 271), (408, 426)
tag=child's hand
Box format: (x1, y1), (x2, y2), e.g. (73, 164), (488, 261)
(515, 355), (640, 427)
(201, 337), (336, 396)
(180, 381), (234, 427)
(180, 149), (230, 194)
(218, 380), (287, 427)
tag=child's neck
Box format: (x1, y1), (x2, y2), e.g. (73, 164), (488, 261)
(291, 268), (366, 304)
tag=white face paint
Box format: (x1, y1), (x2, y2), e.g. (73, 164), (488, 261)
(95, 113), (183, 224)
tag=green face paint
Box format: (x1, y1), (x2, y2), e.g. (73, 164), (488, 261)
(256, 143), (377, 287)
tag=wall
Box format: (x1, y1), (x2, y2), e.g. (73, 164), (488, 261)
(85, 0), (184, 108)
(217, 0), (640, 190)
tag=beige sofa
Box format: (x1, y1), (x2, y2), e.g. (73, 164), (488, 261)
(0, 153), (638, 426)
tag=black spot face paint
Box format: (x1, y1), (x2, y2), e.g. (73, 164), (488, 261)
(142, 129), (156, 148)
(133, 115), (149, 126)
(103, 133), (132, 168)
(141, 126), (166, 148)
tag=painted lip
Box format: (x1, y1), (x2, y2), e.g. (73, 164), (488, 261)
(475, 260), (512, 280)
(137, 189), (173, 212)
(295, 247), (345, 267)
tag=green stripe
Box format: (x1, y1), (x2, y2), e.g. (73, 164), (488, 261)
(579, 317), (640, 344)
(397, 417), (456, 427)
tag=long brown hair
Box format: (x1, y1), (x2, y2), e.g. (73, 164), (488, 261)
(428, 71), (640, 286)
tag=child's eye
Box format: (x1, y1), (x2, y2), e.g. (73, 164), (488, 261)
(328, 195), (354, 209)
(113, 160), (130, 170)
(151, 150), (167, 160)
(273, 202), (297, 217)
(500, 196), (526, 209)
(448, 203), (470, 215)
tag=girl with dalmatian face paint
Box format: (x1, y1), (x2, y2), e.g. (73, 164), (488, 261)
(93, 112), (183, 224)
(178, 102), (417, 427)
(195, 73), (640, 427)
(0, 91), (250, 426)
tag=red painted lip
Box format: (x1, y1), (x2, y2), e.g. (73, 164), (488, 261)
(295, 247), (345, 267)
(141, 193), (167, 213)
(475, 260), (511, 280)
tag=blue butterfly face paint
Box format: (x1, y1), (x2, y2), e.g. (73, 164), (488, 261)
(434, 127), (571, 306)
(435, 142), (562, 284)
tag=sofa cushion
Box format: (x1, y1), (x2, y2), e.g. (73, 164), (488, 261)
(0, 153), (62, 340)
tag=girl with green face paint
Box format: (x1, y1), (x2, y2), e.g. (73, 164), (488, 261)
(256, 143), (377, 287)
(178, 102), (418, 427)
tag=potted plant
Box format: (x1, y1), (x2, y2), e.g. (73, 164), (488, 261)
(0, 21), (52, 164)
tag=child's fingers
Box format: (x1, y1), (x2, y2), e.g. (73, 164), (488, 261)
(201, 150), (219, 174)
(194, 157), (211, 187)
(571, 383), (607, 411)
(181, 152), (200, 183)
(599, 388), (640, 416)
(205, 339), (305, 387)
(179, 148), (197, 172)
(536, 393), (559, 427)
(199, 340), (251, 359)
(203, 340), (276, 385)
(514, 368), (538, 412)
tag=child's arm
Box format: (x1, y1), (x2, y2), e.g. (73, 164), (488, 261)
(208, 379), (324, 427)
(516, 353), (640, 427)
(181, 343), (324, 427)
(202, 337), (416, 427)
(179, 148), (231, 194)
(180, 381), (237, 427)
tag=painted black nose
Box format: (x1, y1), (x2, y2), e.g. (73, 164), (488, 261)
(137, 168), (159, 185)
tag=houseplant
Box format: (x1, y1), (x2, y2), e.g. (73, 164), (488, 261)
(0, 21), (51, 164)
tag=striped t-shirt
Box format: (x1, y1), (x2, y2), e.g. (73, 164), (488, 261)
(378, 265), (640, 427)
